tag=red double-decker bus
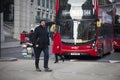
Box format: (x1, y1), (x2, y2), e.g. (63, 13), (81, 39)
(113, 2), (120, 50)
(55, 0), (115, 57)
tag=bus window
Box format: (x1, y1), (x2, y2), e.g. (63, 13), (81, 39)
(114, 3), (120, 39)
(55, 0), (114, 57)
(103, 26), (113, 39)
(98, 0), (113, 5)
(77, 20), (96, 40)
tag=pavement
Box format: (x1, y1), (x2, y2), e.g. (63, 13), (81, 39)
(0, 59), (120, 80)
(0, 41), (120, 80)
(1, 41), (21, 49)
(0, 41), (21, 61)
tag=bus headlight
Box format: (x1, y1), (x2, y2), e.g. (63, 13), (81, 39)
(92, 43), (95, 47)
(91, 43), (95, 48)
(91, 41), (96, 49)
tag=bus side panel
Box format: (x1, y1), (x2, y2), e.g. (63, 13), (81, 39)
(61, 43), (98, 56)
(102, 39), (113, 54)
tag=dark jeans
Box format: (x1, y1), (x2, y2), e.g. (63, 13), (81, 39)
(55, 54), (64, 62)
(34, 46), (49, 69)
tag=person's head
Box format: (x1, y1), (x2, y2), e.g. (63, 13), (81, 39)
(30, 30), (34, 33)
(22, 31), (27, 33)
(40, 20), (46, 27)
(54, 28), (59, 33)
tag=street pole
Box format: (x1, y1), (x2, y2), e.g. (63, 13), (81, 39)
(0, 12), (1, 58)
(0, 0), (4, 58)
(0, 12), (4, 58)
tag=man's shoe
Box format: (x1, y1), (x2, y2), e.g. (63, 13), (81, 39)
(36, 68), (41, 72)
(62, 59), (64, 62)
(54, 61), (58, 63)
(44, 68), (52, 72)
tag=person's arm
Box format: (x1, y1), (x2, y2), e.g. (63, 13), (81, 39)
(58, 33), (62, 49)
(47, 32), (50, 45)
(33, 27), (39, 47)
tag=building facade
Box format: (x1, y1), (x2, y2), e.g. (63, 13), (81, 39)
(1, 0), (55, 42)
(35, 0), (56, 23)
(14, 0), (55, 40)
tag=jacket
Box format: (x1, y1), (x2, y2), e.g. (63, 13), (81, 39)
(52, 32), (62, 54)
(29, 33), (34, 43)
(33, 25), (50, 48)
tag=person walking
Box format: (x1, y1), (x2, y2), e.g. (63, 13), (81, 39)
(28, 30), (35, 57)
(29, 30), (34, 43)
(52, 28), (64, 63)
(33, 20), (52, 72)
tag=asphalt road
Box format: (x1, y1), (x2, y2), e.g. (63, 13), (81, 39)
(1, 46), (120, 63)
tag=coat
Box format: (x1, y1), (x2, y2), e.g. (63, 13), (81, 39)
(52, 32), (62, 54)
(33, 25), (50, 48)
(29, 32), (34, 43)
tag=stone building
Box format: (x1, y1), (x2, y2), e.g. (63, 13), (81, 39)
(0, 0), (55, 42)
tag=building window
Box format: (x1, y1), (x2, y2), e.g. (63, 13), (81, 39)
(37, 0), (40, 6)
(50, 15), (52, 19)
(42, 0), (45, 7)
(31, 0), (34, 3)
(98, 0), (112, 5)
(36, 11), (41, 23)
(50, 0), (53, 9)
(42, 12), (44, 18)
(37, 11), (40, 16)
(46, 14), (49, 18)
(46, 0), (49, 8)
(53, 0), (55, 9)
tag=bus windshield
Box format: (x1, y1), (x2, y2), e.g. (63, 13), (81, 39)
(114, 3), (120, 39)
(56, 0), (96, 44)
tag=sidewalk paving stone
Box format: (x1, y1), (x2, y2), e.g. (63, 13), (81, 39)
(0, 59), (120, 80)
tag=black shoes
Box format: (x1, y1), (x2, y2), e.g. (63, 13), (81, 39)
(54, 61), (58, 63)
(44, 68), (52, 72)
(54, 59), (64, 63)
(36, 68), (41, 72)
(62, 59), (64, 62)
(36, 68), (52, 72)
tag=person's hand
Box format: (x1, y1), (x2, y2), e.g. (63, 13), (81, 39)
(57, 46), (59, 49)
(35, 44), (39, 47)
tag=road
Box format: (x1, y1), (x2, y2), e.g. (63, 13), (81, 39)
(1, 46), (120, 63)
(1, 45), (120, 80)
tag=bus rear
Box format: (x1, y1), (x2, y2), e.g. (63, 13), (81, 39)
(55, 0), (114, 57)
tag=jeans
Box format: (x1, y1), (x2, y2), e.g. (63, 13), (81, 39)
(55, 54), (64, 62)
(34, 46), (49, 69)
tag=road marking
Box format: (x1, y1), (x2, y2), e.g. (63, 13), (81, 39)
(109, 60), (120, 63)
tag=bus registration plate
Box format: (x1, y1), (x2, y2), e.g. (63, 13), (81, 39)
(71, 53), (80, 55)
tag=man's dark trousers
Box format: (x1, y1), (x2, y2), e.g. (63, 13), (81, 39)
(34, 46), (49, 69)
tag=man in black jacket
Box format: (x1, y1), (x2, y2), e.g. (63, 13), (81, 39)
(33, 20), (52, 72)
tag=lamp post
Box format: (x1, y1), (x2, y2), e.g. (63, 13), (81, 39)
(0, 0), (4, 58)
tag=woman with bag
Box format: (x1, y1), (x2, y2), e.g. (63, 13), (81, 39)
(52, 28), (64, 63)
